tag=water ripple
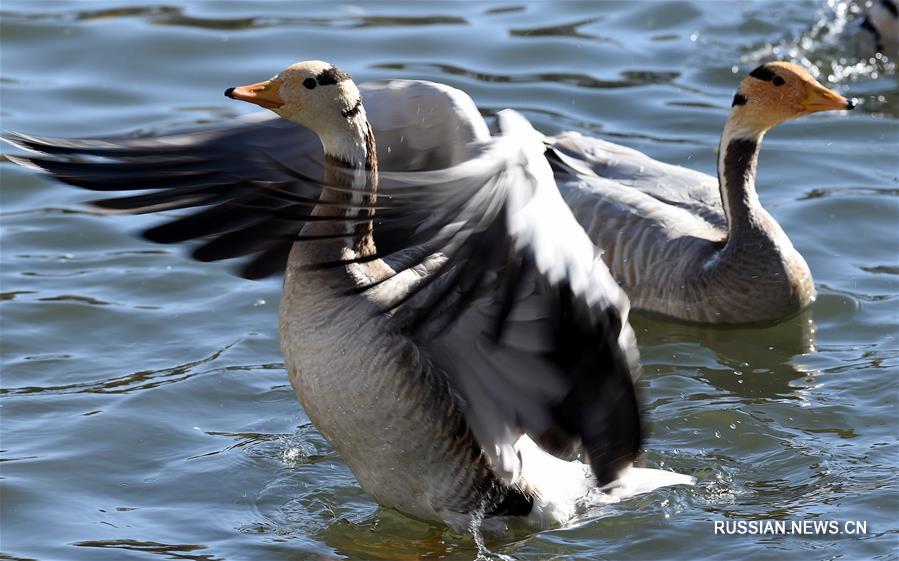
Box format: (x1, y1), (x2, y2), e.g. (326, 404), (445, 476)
(372, 62), (681, 89)
(510, 17), (616, 42)
(0, 343), (281, 397)
(799, 186), (899, 200)
(2, 2), (896, 559)
(0, 5), (468, 31)
(860, 265), (899, 275)
(0, 290), (36, 301)
(72, 540), (221, 561)
(739, 0), (896, 112)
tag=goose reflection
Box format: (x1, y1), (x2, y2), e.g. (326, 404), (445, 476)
(632, 308), (818, 400)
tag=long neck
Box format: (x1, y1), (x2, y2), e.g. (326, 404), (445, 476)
(316, 109), (378, 257)
(697, 115), (814, 322)
(716, 117), (767, 241)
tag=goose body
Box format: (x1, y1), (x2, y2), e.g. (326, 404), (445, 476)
(388, 62), (849, 324)
(403, 63), (849, 324)
(548, 126), (815, 324)
(8, 62), (691, 528)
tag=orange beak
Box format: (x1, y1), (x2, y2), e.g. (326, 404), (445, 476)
(225, 79), (284, 110)
(801, 81), (854, 113)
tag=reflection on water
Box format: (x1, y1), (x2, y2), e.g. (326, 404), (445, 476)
(74, 540), (222, 561)
(634, 309), (818, 400)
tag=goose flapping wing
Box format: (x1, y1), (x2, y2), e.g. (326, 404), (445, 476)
(269, 109), (644, 486)
(6, 106), (642, 488)
(390, 111), (643, 487)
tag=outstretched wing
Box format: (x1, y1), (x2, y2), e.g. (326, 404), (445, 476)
(4, 117), (327, 279)
(6, 105), (642, 487)
(363, 111), (642, 486)
(3, 80), (490, 278)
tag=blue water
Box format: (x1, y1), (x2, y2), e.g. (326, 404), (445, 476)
(1, 2), (897, 560)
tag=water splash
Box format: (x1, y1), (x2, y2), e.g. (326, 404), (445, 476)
(741, 0), (895, 109)
(467, 508), (517, 561)
(279, 435), (318, 468)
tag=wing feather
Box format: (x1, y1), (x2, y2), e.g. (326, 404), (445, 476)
(361, 110), (642, 485)
(6, 90), (642, 487)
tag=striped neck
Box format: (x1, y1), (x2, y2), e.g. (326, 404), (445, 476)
(318, 109), (378, 257)
(717, 118), (765, 238)
(706, 114), (814, 321)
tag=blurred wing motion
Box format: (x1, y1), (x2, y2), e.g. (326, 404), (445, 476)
(4, 81), (489, 279)
(5, 106), (642, 486)
(5, 117), (325, 279)
(373, 111), (643, 486)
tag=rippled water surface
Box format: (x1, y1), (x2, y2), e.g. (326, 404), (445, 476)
(1, 1), (897, 560)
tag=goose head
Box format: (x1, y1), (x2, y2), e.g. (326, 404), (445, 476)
(225, 60), (365, 153)
(729, 62), (853, 135)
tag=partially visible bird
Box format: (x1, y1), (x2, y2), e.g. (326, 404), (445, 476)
(857, 0), (898, 55)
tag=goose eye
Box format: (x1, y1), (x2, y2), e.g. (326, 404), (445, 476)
(772, 76), (785, 86)
(303, 78), (317, 90)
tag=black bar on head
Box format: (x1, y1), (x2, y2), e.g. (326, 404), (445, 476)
(317, 66), (351, 86)
(749, 65), (777, 81)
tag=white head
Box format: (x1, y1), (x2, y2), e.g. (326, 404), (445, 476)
(226, 60), (366, 159)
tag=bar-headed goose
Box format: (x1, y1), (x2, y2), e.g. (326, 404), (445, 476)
(7, 61), (691, 529)
(551, 62), (853, 323)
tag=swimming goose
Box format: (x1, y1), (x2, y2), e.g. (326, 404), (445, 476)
(551, 62), (854, 324)
(7, 61), (691, 529)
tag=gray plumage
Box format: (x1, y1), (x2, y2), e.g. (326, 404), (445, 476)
(546, 131), (813, 324)
(6, 78), (693, 528)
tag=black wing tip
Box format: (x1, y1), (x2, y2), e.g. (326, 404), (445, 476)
(546, 288), (643, 487)
(190, 245), (221, 263)
(4, 127), (305, 283)
(238, 263), (278, 280)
